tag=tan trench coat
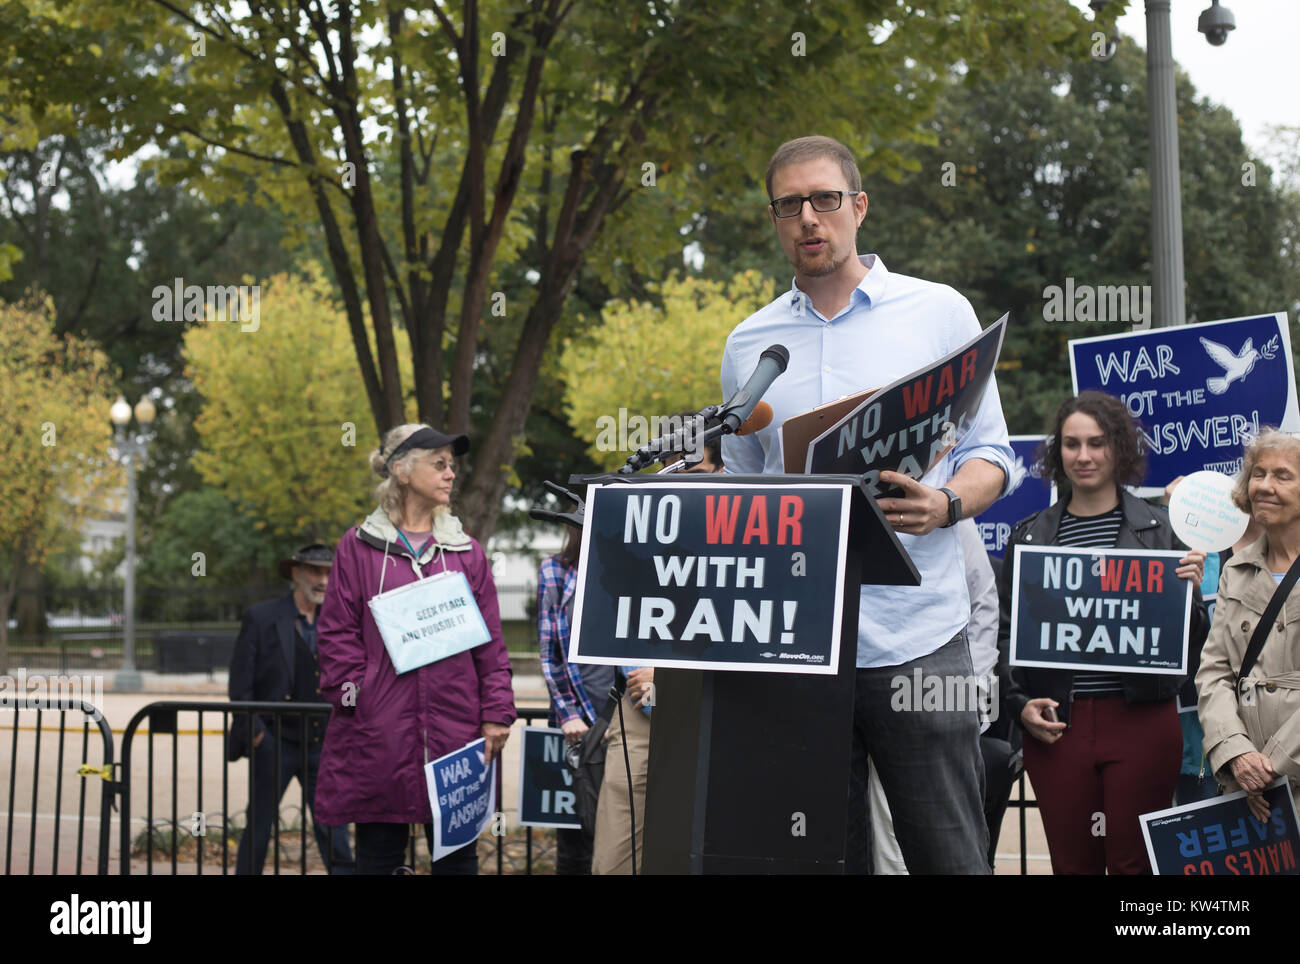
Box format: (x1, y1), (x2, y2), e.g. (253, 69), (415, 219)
(1196, 535), (1300, 807)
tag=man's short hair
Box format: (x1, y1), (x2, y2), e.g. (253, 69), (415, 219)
(765, 136), (862, 200)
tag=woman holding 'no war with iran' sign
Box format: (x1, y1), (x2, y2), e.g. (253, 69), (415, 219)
(1197, 429), (1300, 823)
(995, 391), (1209, 874)
(313, 424), (515, 875)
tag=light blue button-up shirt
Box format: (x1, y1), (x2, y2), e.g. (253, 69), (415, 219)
(720, 254), (1015, 668)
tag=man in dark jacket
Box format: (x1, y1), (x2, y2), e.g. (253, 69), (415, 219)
(229, 544), (354, 875)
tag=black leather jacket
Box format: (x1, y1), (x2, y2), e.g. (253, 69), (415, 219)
(995, 491), (1210, 727)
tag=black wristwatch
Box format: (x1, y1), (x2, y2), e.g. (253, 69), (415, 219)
(939, 487), (962, 528)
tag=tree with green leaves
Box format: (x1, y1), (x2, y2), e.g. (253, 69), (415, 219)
(0, 298), (120, 673)
(183, 266), (416, 543)
(2, 0), (1091, 538)
(560, 270), (776, 470)
(562, 36), (1300, 456)
(867, 39), (1300, 433)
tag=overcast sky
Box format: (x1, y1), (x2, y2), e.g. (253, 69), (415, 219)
(1069, 0), (1297, 155)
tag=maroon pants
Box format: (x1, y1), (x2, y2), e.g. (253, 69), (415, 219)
(1023, 696), (1180, 875)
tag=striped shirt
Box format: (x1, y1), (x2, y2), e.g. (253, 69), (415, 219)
(1055, 506), (1125, 697)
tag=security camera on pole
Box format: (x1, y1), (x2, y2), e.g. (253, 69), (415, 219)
(1089, 1), (1236, 329)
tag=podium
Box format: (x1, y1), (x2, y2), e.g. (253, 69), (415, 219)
(567, 473), (917, 874)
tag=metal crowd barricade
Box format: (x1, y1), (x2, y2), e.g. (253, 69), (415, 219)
(11, 696), (1036, 874)
(119, 701), (559, 875)
(1, 699), (115, 875)
(118, 700), (335, 875)
(1007, 771), (1040, 876)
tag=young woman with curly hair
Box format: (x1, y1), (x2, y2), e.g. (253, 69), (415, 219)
(995, 391), (1208, 874)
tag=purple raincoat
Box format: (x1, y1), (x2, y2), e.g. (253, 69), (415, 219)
(313, 507), (516, 824)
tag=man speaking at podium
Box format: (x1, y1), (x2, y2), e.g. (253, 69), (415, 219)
(720, 136), (1014, 874)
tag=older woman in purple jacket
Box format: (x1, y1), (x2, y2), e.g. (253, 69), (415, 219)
(314, 423), (516, 874)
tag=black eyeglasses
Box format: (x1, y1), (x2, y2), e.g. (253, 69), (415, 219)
(770, 190), (861, 219)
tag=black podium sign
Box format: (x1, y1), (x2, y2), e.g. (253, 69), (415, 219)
(570, 482), (851, 674)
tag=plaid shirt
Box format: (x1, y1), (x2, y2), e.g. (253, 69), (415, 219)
(537, 555), (598, 726)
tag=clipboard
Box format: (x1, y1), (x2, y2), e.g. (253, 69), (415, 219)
(780, 387), (877, 473)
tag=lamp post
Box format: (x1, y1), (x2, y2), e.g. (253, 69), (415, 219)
(1144, 0), (1185, 329)
(109, 394), (156, 692)
(1091, 1), (1235, 328)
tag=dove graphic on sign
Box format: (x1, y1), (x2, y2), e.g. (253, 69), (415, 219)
(1199, 335), (1279, 395)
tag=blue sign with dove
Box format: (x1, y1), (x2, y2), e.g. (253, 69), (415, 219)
(1069, 313), (1300, 491)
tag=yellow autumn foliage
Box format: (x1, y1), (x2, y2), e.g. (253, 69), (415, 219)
(0, 297), (120, 576)
(561, 271), (776, 470)
(184, 266), (417, 541)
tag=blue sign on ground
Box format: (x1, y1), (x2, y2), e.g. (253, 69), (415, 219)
(1069, 312), (1300, 491)
(1009, 545), (1191, 675)
(1141, 779), (1300, 875)
(975, 435), (1053, 558)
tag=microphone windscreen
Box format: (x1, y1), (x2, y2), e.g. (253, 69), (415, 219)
(737, 401), (774, 436)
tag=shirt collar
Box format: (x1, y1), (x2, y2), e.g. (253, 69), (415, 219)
(788, 254), (889, 319)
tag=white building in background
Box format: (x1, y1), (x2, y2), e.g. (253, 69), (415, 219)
(487, 525), (565, 621)
(75, 487), (126, 577)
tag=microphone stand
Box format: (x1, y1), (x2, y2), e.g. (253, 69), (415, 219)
(527, 480), (586, 529)
(617, 404), (723, 475)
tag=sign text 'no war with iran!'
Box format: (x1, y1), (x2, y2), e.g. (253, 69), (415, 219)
(1009, 545), (1191, 675)
(568, 483), (851, 674)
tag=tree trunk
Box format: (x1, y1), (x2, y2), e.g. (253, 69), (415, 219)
(0, 588), (11, 676)
(15, 560), (44, 642)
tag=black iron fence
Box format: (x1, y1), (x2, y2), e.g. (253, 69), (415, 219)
(3, 697), (1044, 875)
(1, 699), (115, 875)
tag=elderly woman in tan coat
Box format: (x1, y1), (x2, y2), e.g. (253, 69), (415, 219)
(1197, 429), (1300, 820)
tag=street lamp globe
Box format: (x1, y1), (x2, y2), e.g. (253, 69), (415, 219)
(110, 396), (132, 427)
(134, 396), (156, 426)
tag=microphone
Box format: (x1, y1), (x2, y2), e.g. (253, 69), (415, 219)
(720, 345), (788, 433)
(736, 401), (773, 436)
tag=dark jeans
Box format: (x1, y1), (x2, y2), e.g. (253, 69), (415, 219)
(846, 631), (991, 875)
(556, 827), (595, 876)
(235, 737), (354, 875)
(354, 822), (480, 875)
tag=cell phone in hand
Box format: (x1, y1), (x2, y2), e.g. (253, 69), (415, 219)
(1042, 705), (1059, 723)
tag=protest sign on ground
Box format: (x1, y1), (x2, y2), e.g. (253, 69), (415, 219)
(516, 726), (581, 830)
